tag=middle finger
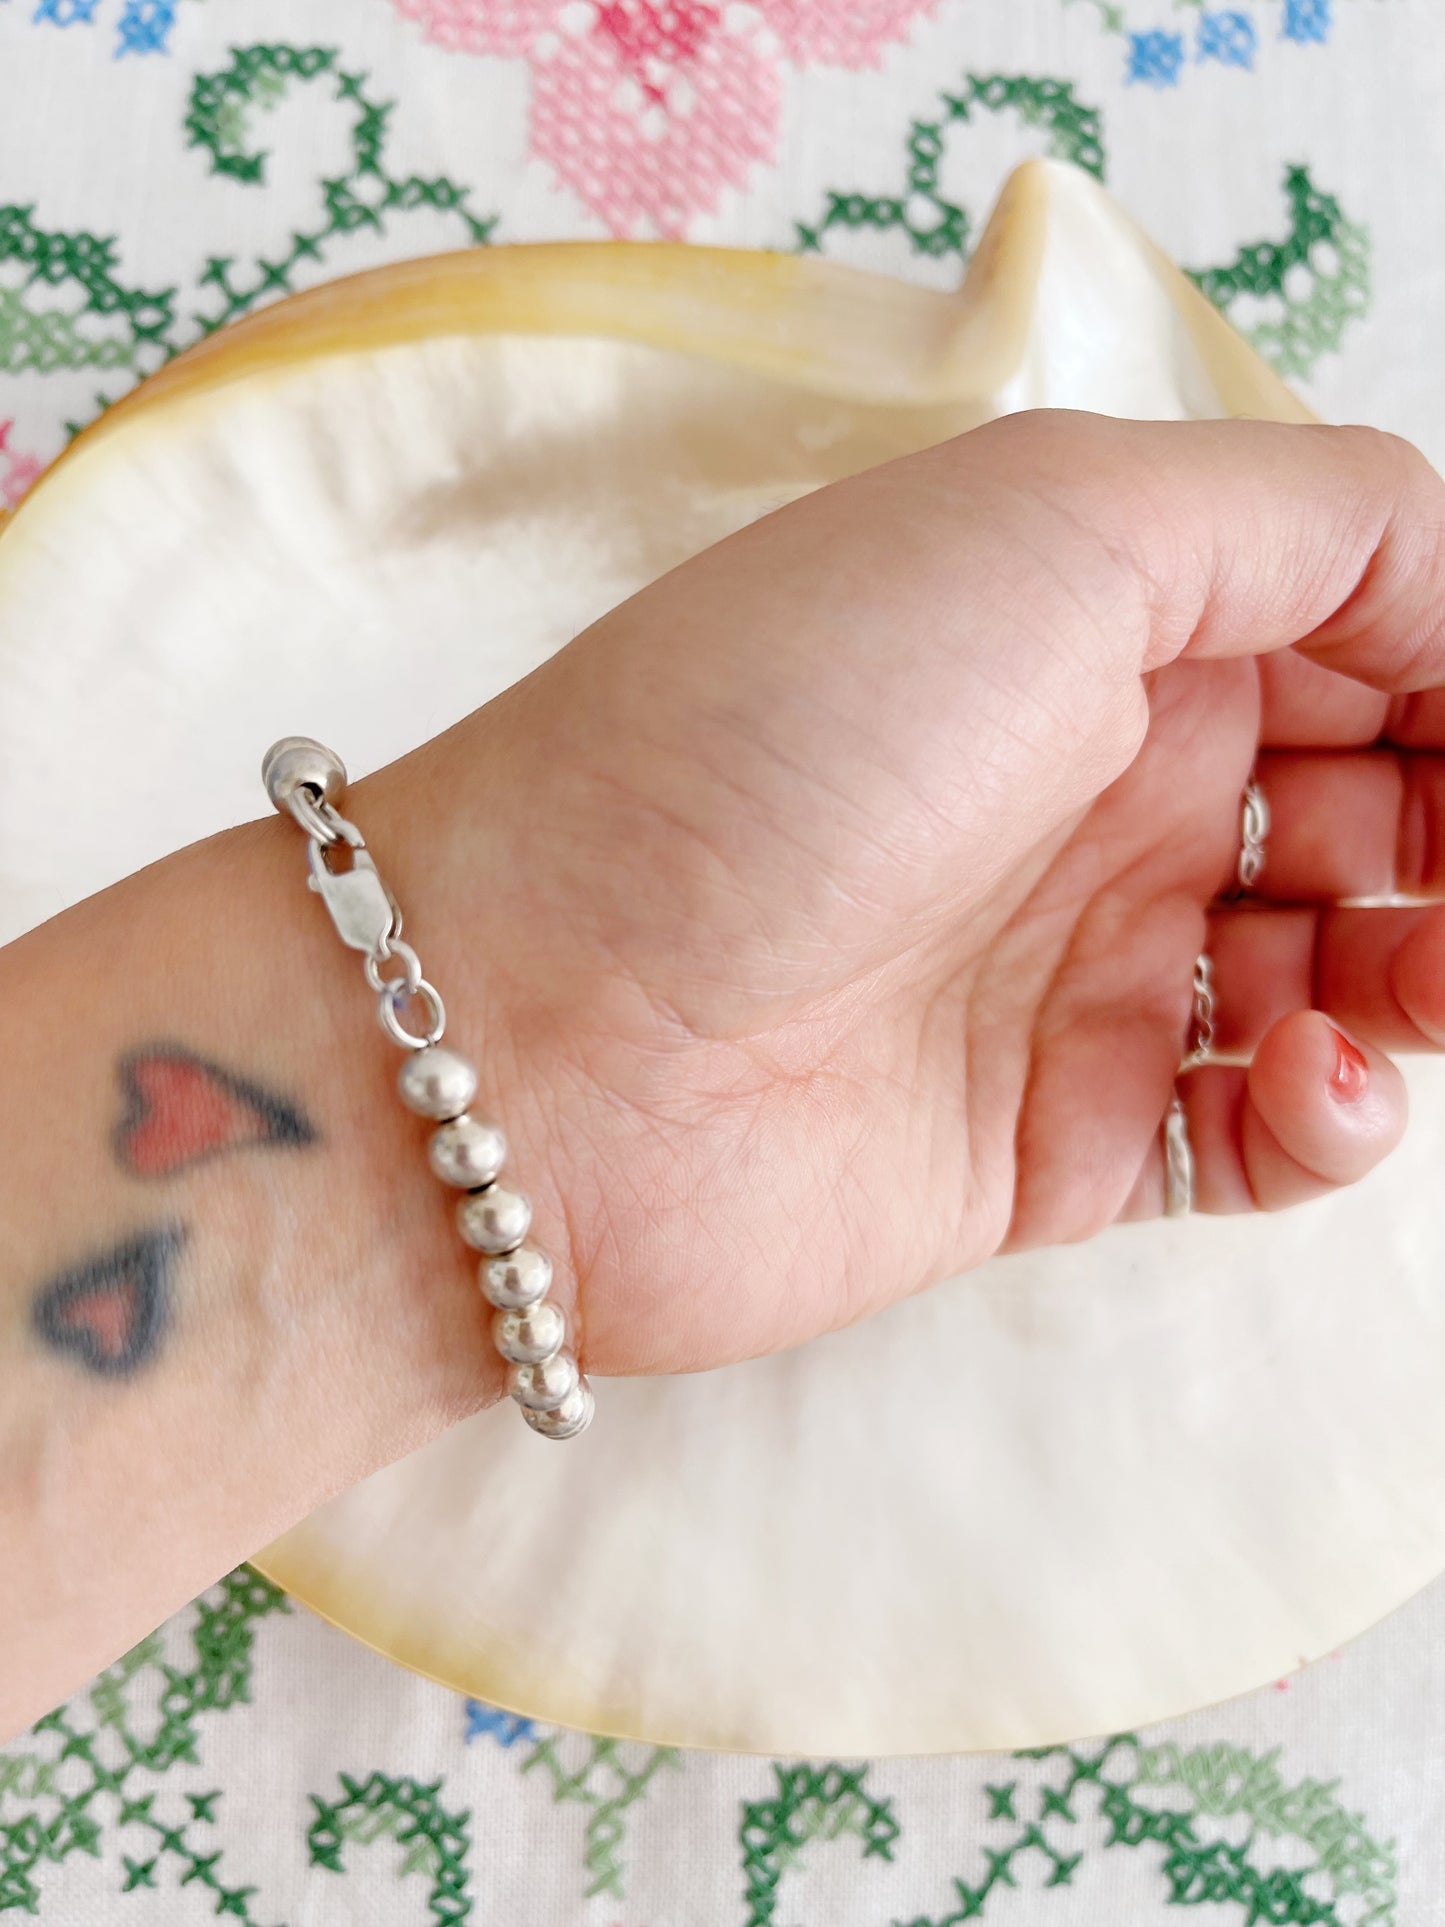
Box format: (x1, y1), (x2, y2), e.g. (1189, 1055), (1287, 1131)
(1206, 899), (1445, 1057)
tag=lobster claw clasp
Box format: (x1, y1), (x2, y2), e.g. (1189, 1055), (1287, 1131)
(306, 834), (401, 956)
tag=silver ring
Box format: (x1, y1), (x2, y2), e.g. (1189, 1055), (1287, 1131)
(1163, 1093), (1194, 1217)
(1179, 952), (1215, 1072)
(1237, 777), (1269, 891)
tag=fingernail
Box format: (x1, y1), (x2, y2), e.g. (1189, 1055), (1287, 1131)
(1328, 1026), (1369, 1105)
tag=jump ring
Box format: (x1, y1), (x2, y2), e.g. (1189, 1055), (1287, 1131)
(377, 975), (446, 1051)
(288, 789), (351, 846)
(365, 937), (423, 996)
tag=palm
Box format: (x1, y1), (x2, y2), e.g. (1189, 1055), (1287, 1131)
(435, 415), (1445, 1378)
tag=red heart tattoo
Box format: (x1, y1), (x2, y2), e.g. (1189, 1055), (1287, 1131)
(115, 1045), (314, 1179)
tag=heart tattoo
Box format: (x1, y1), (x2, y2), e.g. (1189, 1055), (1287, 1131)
(114, 1044), (315, 1178)
(30, 1047), (316, 1375)
(33, 1226), (184, 1377)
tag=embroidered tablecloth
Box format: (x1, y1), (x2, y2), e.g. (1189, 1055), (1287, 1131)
(3, 2), (1444, 1920)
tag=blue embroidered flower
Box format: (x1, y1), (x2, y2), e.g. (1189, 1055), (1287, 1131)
(1197, 10), (1256, 68)
(1127, 29), (1185, 87)
(463, 1698), (536, 1748)
(116, 0), (177, 54)
(27, 0), (179, 51)
(1283, 0), (1332, 43)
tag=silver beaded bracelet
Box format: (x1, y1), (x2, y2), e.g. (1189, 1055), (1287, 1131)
(262, 736), (595, 1440)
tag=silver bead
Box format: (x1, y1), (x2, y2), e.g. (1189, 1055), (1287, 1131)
(508, 1349), (580, 1410)
(523, 1380), (595, 1440)
(398, 1046), (479, 1121)
(261, 736), (347, 813)
(493, 1301), (566, 1365)
(458, 1184), (531, 1254)
(428, 1115), (506, 1189)
(481, 1245), (552, 1310)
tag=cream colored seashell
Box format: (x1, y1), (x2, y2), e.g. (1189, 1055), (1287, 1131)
(1, 159), (1434, 1757)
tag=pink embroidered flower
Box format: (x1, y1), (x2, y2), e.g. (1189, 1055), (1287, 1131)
(393, 0), (940, 237)
(0, 422), (43, 510)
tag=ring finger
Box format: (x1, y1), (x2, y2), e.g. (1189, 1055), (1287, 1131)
(1243, 748), (1445, 903)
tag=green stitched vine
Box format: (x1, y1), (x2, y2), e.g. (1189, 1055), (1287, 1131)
(521, 1731), (683, 1899)
(795, 73), (1103, 263)
(308, 1771), (471, 1925)
(893, 1736), (1397, 1926)
(740, 1762), (901, 1927)
(0, 1568), (287, 1920)
(183, 44), (496, 334)
(794, 74), (1369, 381)
(0, 40), (498, 413)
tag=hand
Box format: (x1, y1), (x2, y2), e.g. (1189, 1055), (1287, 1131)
(391, 411), (1445, 1376)
(10, 410), (1445, 1729)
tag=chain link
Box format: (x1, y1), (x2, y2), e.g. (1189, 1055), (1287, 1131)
(363, 936), (422, 997)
